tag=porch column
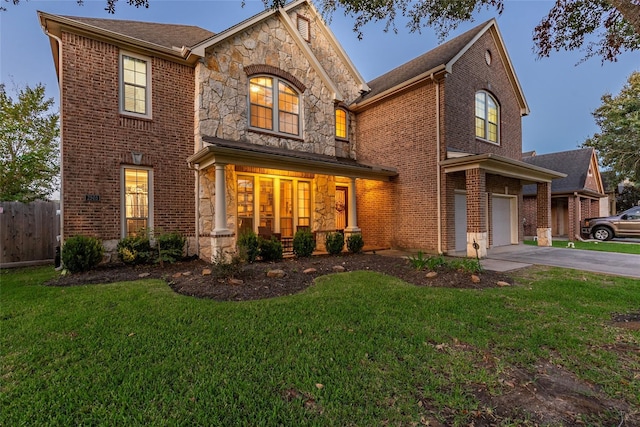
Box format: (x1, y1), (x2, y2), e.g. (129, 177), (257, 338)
(536, 181), (552, 246)
(344, 177), (360, 234)
(211, 163), (233, 262)
(465, 168), (487, 258)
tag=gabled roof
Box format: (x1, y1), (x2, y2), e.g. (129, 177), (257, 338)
(38, 11), (215, 73)
(522, 148), (604, 196)
(190, 0), (365, 100)
(59, 16), (215, 50)
(352, 19), (528, 115)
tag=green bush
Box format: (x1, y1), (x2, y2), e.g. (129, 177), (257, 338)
(448, 258), (483, 274)
(156, 231), (186, 264)
(238, 231), (259, 263)
(346, 233), (364, 254)
(61, 235), (103, 273)
(408, 252), (446, 271)
(259, 237), (283, 262)
(211, 251), (243, 279)
(293, 229), (315, 258)
(117, 233), (152, 265)
(325, 231), (345, 255)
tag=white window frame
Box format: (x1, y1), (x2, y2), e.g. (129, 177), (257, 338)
(475, 90), (499, 145)
(248, 75), (302, 137)
(121, 166), (154, 238)
(119, 51), (152, 119)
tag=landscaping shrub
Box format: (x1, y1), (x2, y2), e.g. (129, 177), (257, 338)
(211, 250), (243, 279)
(117, 233), (152, 265)
(346, 233), (364, 254)
(259, 237), (283, 262)
(408, 252), (446, 271)
(155, 231), (186, 264)
(238, 230), (259, 263)
(325, 231), (344, 255)
(293, 229), (315, 258)
(61, 235), (103, 273)
(449, 258), (483, 274)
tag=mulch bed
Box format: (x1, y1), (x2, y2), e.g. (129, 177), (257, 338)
(46, 253), (515, 301)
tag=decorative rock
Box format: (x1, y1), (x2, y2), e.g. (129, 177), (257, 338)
(425, 271), (438, 279)
(229, 278), (244, 285)
(332, 265), (346, 272)
(496, 281), (511, 287)
(471, 274), (481, 284)
(182, 271), (192, 276)
(267, 269), (286, 278)
(303, 268), (317, 274)
(172, 272), (182, 278)
(138, 272), (151, 278)
(202, 268), (212, 276)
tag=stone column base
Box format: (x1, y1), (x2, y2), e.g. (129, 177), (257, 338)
(467, 232), (487, 258)
(211, 233), (235, 263)
(536, 227), (552, 247)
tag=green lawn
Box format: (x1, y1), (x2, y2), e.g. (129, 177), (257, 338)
(525, 238), (640, 254)
(2, 265), (639, 426)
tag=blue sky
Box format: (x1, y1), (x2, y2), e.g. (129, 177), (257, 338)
(1, 0), (638, 155)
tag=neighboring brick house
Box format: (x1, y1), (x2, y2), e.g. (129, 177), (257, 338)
(522, 148), (606, 240)
(39, 0), (562, 262)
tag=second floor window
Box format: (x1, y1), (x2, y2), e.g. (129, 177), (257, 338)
(335, 108), (348, 140)
(249, 76), (300, 136)
(475, 91), (499, 144)
(120, 52), (151, 118)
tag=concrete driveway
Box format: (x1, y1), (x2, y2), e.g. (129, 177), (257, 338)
(485, 244), (640, 279)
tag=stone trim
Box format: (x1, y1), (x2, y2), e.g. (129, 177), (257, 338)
(244, 64), (307, 93)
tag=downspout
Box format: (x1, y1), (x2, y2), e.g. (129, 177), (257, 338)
(433, 74), (443, 254)
(193, 163), (201, 257)
(44, 28), (64, 252)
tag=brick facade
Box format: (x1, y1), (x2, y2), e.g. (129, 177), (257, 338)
(60, 32), (195, 249)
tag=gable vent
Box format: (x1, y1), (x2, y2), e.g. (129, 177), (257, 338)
(297, 15), (310, 42)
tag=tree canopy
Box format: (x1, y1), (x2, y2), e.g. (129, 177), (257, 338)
(0, 83), (60, 202)
(3, 0), (638, 61)
(583, 71), (640, 184)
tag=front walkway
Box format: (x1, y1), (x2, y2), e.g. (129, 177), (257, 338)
(485, 244), (640, 279)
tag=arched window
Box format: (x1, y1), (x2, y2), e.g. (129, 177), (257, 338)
(475, 91), (499, 144)
(335, 108), (348, 140)
(249, 76), (300, 136)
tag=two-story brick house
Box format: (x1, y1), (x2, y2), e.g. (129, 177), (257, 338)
(39, 0), (562, 262)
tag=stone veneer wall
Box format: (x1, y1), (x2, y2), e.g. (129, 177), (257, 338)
(194, 3), (362, 156)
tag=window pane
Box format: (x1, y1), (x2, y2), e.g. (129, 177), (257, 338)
(475, 117), (485, 139)
(488, 123), (498, 142)
(335, 109), (347, 139)
(124, 168), (149, 236)
(279, 111), (298, 135)
(250, 77), (274, 130)
(475, 92), (485, 118)
(298, 181), (310, 227)
(237, 176), (254, 235)
(280, 180), (293, 237)
(259, 178), (274, 231)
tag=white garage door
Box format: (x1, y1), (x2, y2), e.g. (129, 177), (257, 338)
(455, 193), (467, 252)
(492, 196), (513, 247)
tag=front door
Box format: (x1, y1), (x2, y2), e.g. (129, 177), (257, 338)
(335, 186), (348, 231)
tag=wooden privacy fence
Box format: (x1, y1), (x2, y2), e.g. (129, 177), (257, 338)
(0, 201), (60, 268)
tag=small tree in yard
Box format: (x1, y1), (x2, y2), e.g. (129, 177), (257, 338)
(0, 83), (59, 202)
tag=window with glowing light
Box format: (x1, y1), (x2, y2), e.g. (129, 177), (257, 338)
(249, 76), (300, 136)
(122, 167), (152, 237)
(475, 91), (499, 144)
(335, 108), (348, 140)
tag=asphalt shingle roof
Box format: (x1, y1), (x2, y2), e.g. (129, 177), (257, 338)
(522, 148), (595, 195)
(356, 20), (490, 102)
(60, 15), (215, 49)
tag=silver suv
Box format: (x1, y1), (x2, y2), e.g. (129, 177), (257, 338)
(582, 206), (640, 241)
